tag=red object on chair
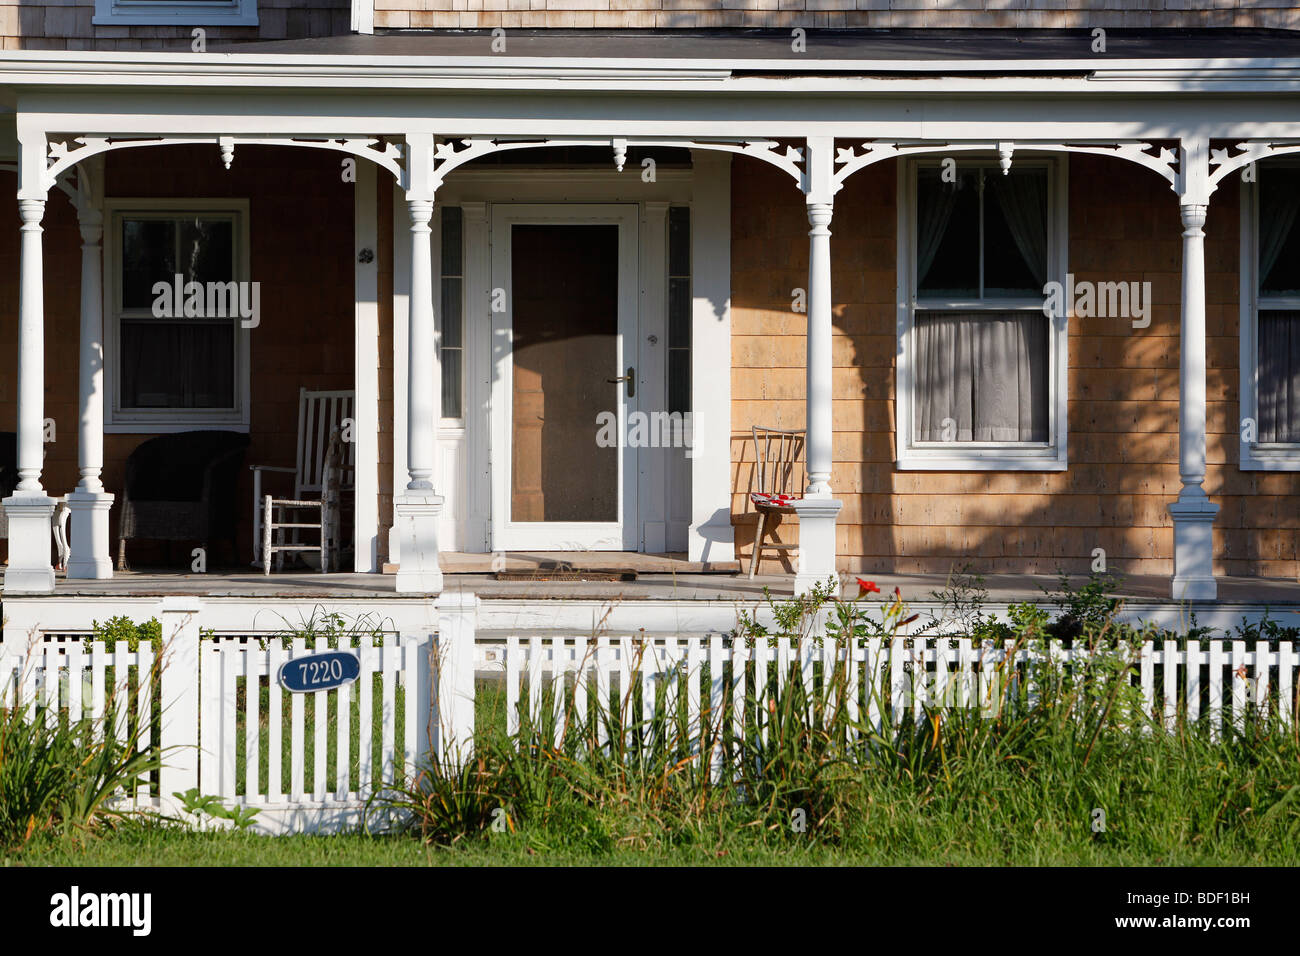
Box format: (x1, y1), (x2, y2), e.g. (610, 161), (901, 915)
(748, 426), (806, 579)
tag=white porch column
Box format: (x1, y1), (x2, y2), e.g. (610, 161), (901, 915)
(791, 137), (842, 595)
(67, 160), (115, 580)
(1168, 137), (1218, 602)
(393, 133), (444, 594)
(4, 189), (56, 594)
(687, 150), (735, 564)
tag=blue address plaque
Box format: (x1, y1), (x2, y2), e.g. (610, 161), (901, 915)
(278, 651), (361, 693)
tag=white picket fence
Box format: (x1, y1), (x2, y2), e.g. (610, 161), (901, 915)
(478, 634), (1300, 757)
(4, 588), (1299, 834)
(0, 595), (469, 835)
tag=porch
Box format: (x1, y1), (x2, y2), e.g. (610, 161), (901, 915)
(2, 37), (1300, 606)
(3, 566), (1297, 641)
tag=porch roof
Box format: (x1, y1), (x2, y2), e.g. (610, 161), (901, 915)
(220, 28), (1300, 69)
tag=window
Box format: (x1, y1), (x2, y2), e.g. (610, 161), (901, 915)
(1240, 162), (1300, 469)
(440, 206), (464, 420)
(667, 206), (691, 416)
(105, 202), (251, 432)
(93, 0), (257, 26)
(896, 158), (1068, 470)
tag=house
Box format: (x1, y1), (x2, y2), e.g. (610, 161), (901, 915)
(1, 1), (1299, 632)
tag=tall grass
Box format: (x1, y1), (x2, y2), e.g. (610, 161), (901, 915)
(371, 576), (1300, 862)
(0, 687), (162, 852)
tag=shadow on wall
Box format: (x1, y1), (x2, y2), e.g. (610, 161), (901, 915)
(728, 149), (1298, 580)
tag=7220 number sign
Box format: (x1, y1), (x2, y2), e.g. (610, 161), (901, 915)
(278, 651), (361, 693)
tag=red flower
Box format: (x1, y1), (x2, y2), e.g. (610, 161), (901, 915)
(856, 578), (881, 597)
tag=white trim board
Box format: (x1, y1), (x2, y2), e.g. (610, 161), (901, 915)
(354, 162), (380, 572)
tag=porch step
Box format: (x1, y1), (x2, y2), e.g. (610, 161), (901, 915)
(382, 552), (742, 575)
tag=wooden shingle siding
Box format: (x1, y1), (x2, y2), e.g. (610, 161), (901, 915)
(373, 1), (1300, 32)
(1, 0), (350, 50)
(5, 0), (1300, 45)
(730, 154), (1300, 579)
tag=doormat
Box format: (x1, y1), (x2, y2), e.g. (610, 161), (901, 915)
(494, 569), (638, 582)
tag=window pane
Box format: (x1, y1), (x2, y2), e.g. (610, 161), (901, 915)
(985, 168), (1047, 296)
(440, 275), (463, 419)
(122, 219), (175, 309)
(1259, 310), (1300, 442)
(120, 320), (235, 409)
(668, 350), (690, 416)
(916, 167), (979, 297)
(178, 218), (233, 286)
(1259, 166), (1300, 295)
(913, 311), (1049, 442)
(441, 206), (463, 276)
(668, 277), (691, 348)
(668, 206), (691, 277)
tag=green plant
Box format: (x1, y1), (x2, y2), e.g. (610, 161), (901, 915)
(88, 616), (162, 652)
(0, 702), (163, 851)
(172, 788), (261, 830)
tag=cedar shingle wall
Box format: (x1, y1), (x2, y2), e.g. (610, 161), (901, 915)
(4, 0), (1298, 46)
(1, 0), (349, 51)
(374, 2), (1300, 31)
(730, 154), (1300, 579)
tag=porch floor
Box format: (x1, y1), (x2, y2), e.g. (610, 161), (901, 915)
(9, 568), (1300, 607)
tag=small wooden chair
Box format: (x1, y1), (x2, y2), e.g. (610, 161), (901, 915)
(262, 427), (345, 574)
(748, 426), (805, 579)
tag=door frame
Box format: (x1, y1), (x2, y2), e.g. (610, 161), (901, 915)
(488, 203), (641, 551)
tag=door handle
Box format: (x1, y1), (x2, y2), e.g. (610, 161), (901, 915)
(606, 366), (635, 398)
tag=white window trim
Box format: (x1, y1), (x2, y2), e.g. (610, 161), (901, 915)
(895, 155), (1069, 471)
(93, 0), (257, 26)
(1239, 174), (1300, 470)
(103, 198), (252, 434)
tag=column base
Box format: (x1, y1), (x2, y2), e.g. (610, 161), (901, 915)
(66, 490), (115, 580)
(1168, 491), (1219, 602)
(394, 492), (444, 594)
(791, 496), (842, 597)
(3, 493), (55, 595)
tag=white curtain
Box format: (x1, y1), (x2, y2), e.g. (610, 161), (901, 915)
(1259, 311), (1300, 443)
(989, 170), (1049, 287)
(915, 311), (1049, 442)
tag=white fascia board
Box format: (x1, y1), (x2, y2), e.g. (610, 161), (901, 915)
(5, 51), (1300, 94)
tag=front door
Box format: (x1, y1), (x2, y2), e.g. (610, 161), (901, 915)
(490, 204), (639, 550)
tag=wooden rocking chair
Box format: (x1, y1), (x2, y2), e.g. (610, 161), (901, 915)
(748, 426), (805, 579)
(252, 387), (355, 571)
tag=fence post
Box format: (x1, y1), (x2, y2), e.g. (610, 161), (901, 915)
(435, 591), (478, 768)
(158, 597), (201, 811)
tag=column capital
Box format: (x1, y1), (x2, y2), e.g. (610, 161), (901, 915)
(407, 198), (434, 224)
(1179, 203), (1208, 233)
(18, 198), (44, 227)
(806, 201), (833, 233)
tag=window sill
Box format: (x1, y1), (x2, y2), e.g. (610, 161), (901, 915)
(106, 421), (249, 435)
(1239, 443), (1300, 471)
(897, 450), (1067, 472)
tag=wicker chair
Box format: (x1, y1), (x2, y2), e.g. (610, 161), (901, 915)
(117, 430), (250, 570)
